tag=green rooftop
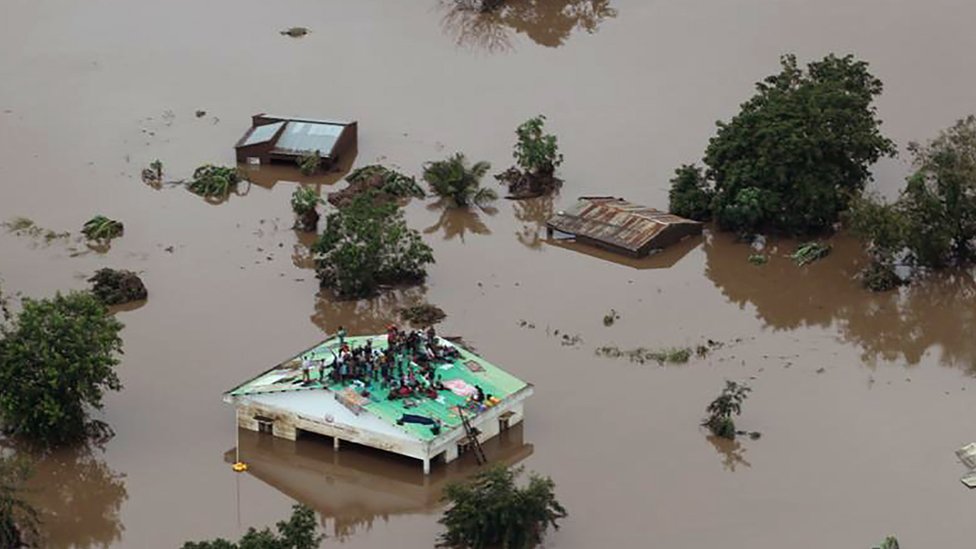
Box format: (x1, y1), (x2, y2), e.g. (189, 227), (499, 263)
(226, 335), (529, 441)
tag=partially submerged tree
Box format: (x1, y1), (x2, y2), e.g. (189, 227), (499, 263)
(671, 53), (895, 235)
(291, 186), (323, 232)
(398, 304), (447, 326)
(186, 165), (244, 200)
(0, 454), (39, 549)
(497, 115), (564, 198)
(423, 153), (497, 208)
(87, 268), (148, 305)
(668, 164), (713, 221)
(849, 115), (976, 287)
(0, 291), (124, 446)
(312, 193), (434, 298)
(81, 216), (124, 242)
(181, 504), (321, 549)
(328, 165), (424, 208)
(874, 537), (900, 549)
(703, 380), (751, 440)
(438, 465), (567, 549)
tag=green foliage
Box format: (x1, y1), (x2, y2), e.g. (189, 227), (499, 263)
(0, 291), (124, 446)
(699, 53), (894, 235)
(438, 465), (567, 549)
(747, 254), (768, 265)
(704, 380), (751, 440)
(150, 159), (163, 179)
(187, 165), (243, 198)
(312, 193), (434, 298)
(0, 454), (39, 549)
(290, 187), (322, 216)
(87, 268), (148, 305)
(791, 241), (831, 266)
(423, 153), (497, 208)
(297, 151), (322, 176)
(182, 504), (322, 549)
(81, 215), (124, 242)
(513, 115), (563, 177)
(849, 115), (976, 280)
(346, 165), (425, 199)
(874, 536), (900, 549)
(668, 164), (714, 221)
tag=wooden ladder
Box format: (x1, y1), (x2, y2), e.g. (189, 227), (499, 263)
(457, 406), (487, 465)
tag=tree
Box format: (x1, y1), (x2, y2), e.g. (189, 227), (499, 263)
(438, 465), (566, 549)
(0, 291), (124, 446)
(187, 165), (244, 200)
(703, 381), (751, 440)
(423, 153), (497, 208)
(849, 115), (976, 286)
(677, 53), (895, 235)
(312, 193), (434, 298)
(291, 186), (323, 232)
(668, 164), (713, 221)
(874, 537), (900, 549)
(0, 454), (39, 548)
(181, 504), (322, 549)
(513, 115), (563, 179)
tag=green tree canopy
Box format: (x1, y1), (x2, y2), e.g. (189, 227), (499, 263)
(0, 291), (124, 446)
(181, 504), (321, 549)
(849, 115), (976, 288)
(676, 53), (895, 235)
(312, 193), (434, 298)
(667, 164), (713, 221)
(438, 465), (566, 549)
(423, 153), (497, 208)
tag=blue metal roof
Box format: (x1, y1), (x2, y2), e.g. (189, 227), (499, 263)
(273, 121), (344, 155)
(240, 121), (284, 146)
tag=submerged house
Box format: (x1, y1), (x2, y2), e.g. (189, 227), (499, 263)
(234, 114), (357, 168)
(546, 196), (703, 258)
(224, 334), (533, 475)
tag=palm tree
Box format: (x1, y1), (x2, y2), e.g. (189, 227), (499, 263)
(422, 153), (497, 208)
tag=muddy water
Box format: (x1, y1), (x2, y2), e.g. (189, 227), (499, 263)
(2, 0), (976, 547)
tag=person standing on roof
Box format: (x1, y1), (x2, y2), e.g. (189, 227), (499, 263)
(337, 325), (347, 347)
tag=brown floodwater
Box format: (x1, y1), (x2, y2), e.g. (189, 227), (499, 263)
(2, 0), (976, 547)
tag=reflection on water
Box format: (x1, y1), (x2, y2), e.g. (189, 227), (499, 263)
(706, 435), (751, 472)
(439, 0), (617, 52)
(424, 199), (496, 242)
(14, 444), (128, 549)
(512, 194), (556, 250)
(310, 285), (430, 335)
(226, 424), (533, 540)
(705, 232), (976, 369)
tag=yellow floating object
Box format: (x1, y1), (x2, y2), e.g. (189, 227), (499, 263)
(232, 461), (248, 472)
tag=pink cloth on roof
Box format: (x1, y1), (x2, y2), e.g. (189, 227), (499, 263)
(443, 379), (477, 397)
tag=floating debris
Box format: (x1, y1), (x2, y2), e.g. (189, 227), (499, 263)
(397, 304), (447, 326)
(791, 241), (831, 266)
(748, 254), (768, 265)
(595, 345), (692, 365)
(602, 308), (620, 327)
(280, 27), (310, 38)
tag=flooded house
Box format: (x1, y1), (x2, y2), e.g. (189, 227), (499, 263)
(546, 196), (703, 258)
(224, 334), (533, 475)
(234, 114), (358, 168)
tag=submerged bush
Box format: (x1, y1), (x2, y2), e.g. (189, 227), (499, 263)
(312, 193), (434, 298)
(297, 151), (322, 176)
(82, 215), (124, 242)
(398, 304), (447, 326)
(291, 186), (323, 232)
(187, 165), (243, 198)
(88, 268), (148, 305)
(791, 241), (831, 266)
(438, 465), (567, 549)
(703, 380), (751, 440)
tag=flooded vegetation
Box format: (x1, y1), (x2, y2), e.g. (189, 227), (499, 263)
(4, 0), (976, 547)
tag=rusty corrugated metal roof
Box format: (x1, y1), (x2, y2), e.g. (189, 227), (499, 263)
(546, 197), (701, 253)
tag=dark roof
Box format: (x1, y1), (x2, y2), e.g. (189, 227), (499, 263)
(546, 196), (702, 254)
